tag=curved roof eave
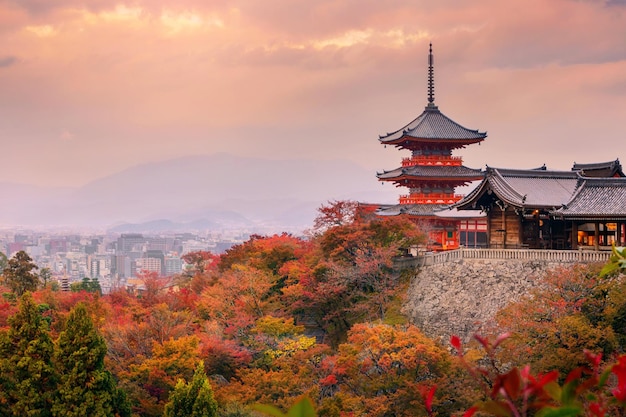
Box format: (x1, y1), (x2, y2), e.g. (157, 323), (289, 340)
(379, 107), (487, 143)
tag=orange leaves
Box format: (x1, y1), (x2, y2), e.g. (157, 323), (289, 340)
(493, 264), (618, 377)
(220, 233), (310, 275)
(326, 323), (456, 416)
(126, 335), (201, 412)
(199, 266), (272, 334)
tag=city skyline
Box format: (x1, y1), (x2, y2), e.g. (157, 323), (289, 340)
(0, 0), (625, 189)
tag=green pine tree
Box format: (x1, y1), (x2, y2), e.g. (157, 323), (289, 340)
(52, 302), (130, 417)
(0, 292), (57, 417)
(3, 250), (40, 296)
(163, 362), (218, 417)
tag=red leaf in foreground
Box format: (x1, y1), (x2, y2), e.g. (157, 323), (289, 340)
(421, 385), (436, 414)
(584, 350), (603, 370)
(463, 406), (478, 417)
(589, 401), (607, 417)
(612, 355), (626, 403)
(450, 335), (462, 352)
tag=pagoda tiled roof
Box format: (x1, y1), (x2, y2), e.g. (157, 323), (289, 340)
(376, 203), (449, 217)
(379, 106), (487, 144)
(377, 164), (483, 181)
(455, 166), (580, 209)
(553, 177), (626, 220)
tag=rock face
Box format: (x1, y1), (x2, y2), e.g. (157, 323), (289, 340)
(402, 258), (578, 342)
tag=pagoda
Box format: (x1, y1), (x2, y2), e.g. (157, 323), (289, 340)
(377, 44), (487, 250)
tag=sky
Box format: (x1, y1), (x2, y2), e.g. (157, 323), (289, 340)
(0, 0), (625, 188)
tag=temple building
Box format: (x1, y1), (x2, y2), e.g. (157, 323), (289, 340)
(373, 44), (626, 252)
(376, 44), (487, 250)
(454, 162), (626, 250)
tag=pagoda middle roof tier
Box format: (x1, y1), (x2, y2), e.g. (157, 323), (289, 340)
(379, 106), (487, 146)
(377, 164), (483, 181)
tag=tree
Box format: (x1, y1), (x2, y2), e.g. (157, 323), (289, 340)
(70, 277), (102, 294)
(163, 362), (218, 417)
(313, 200), (359, 233)
(182, 251), (219, 277)
(323, 323), (463, 417)
(52, 302), (130, 417)
(285, 216), (425, 344)
(3, 250), (40, 296)
(40, 267), (52, 287)
(0, 251), (7, 275)
(199, 266), (273, 337)
(0, 292), (57, 416)
(126, 335), (201, 416)
(494, 264), (618, 376)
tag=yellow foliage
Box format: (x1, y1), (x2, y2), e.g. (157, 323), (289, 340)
(251, 316), (305, 338)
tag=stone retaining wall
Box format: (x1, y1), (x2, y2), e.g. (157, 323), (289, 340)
(402, 258), (599, 342)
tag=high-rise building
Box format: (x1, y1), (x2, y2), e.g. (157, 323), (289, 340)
(117, 233), (146, 253)
(136, 257), (162, 275)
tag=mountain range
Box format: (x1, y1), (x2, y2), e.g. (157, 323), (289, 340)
(0, 153), (398, 233)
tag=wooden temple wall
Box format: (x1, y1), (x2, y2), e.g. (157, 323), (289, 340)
(488, 206), (522, 248)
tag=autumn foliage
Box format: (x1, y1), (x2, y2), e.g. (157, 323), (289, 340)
(3, 203), (626, 417)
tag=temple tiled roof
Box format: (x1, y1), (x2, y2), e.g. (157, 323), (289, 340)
(379, 106), (487, 144)
(553, 177), (626, 219)
(456, 167), (580, 209)
(571, 159), (624, 178)
(377, 164), (483, 181)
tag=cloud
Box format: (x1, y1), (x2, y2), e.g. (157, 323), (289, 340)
(0, 56), (17, 67)
(59, 129), (75, 142)
(0, 0), (624, 187)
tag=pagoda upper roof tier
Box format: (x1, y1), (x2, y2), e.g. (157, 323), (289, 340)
(379, 105), (487, 148)
(377, 164), (483, 182)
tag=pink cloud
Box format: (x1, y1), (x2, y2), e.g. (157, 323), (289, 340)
(0, 0), (624, 187)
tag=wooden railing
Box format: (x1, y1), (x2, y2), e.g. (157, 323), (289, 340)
(399, 193), (464, 205)
(409, 248), (611, 267)
(401, 155), (463, 167)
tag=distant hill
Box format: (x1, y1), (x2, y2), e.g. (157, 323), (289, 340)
(0, 153), (398, 232)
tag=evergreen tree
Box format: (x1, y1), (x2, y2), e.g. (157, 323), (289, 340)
(3, 250), (40, 296)
(0, 292), (57, 416)
(163, 362), (218, 417)
(0, 251), (8, 275)
(52, 302), (130, 417)
(69, 277), (102, 293)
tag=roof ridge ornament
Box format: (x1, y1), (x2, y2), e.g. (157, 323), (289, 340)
(426, 43), (438, 110)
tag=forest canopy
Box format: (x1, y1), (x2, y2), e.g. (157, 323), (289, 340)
(1, 202), (625, 417)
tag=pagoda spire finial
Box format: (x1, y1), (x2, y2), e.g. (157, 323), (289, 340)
(427, 43), (437, 109)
